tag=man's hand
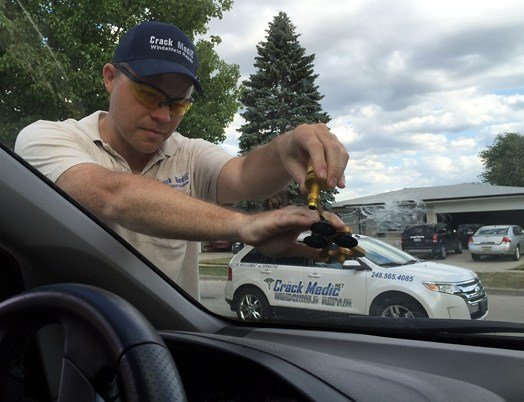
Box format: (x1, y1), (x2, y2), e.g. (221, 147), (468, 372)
(276, 123), (349, 194)
(238, 206), (346, 259)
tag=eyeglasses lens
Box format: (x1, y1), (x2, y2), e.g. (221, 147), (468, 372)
(121, 69), (193, 117)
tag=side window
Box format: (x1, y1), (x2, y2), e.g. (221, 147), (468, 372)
(241, 249), (272, 264)
(313, 260), (343, 269)
(514, 226), (523, 235)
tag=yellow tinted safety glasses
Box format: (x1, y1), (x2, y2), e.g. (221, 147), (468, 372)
(114, 64), (193, 117)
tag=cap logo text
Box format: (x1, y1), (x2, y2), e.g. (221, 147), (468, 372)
(148, 36), (194, 65)
(150, 36), (173, 47)
(177, 41), (194, 60)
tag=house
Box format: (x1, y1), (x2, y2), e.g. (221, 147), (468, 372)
(331, 183), (524, 245)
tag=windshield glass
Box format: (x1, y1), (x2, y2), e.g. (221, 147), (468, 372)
(358, 236), (418, 267)
(477, 227), (509, 236)
(403, 226), (434, 237)
(2, 1), (524, 334)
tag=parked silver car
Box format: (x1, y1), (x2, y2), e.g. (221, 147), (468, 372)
(468, 225), (524, 261)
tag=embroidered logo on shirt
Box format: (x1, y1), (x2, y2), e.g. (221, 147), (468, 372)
(163, 172), (189, 188)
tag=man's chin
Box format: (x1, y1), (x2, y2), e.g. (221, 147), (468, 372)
(134, 138), (164, 155)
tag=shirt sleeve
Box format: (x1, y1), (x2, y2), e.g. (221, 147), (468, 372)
(182, 137), (232, 202)
(15, 119), (98, 183)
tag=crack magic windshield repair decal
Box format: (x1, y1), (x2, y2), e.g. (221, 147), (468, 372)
(271, 279), (352, 308)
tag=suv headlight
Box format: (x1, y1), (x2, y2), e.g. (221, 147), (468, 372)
(423, 282), (461, 295)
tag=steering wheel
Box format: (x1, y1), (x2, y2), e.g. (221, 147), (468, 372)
(0, 283), (187, 401)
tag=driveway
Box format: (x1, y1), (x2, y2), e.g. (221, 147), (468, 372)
(430, 250), (522, 273)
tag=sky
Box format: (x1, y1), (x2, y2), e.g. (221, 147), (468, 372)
(205, 0), (524, 202)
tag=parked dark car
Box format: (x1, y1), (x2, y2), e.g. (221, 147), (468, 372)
(457, 223), (484, 247)
(203, 240), (233, 252)
(401, 223), (463, 259)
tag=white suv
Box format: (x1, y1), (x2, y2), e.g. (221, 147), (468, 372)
(225, 234), (488, 322)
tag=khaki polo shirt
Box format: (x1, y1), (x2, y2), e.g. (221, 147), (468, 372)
(15, 111), (232, 299)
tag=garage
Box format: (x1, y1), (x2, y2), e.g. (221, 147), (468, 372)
(444, 210), (524, 229)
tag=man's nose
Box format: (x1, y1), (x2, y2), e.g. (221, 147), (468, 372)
(150, 104), (172, 123)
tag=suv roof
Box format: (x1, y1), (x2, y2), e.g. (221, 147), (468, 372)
(404, 223), (446, 229)
(402, 223), (447, 235)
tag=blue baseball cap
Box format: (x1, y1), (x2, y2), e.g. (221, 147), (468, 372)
(113, 21), (203, 95)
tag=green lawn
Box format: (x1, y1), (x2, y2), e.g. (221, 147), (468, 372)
(477, 272), (524, 289)
(199, 257), (232, 265)
(198, 255), (230, 277)
(199, 265), (228, 277)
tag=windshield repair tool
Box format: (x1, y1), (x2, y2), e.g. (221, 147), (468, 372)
(320, 243), (367, 263)
(302, 161), (364, 261)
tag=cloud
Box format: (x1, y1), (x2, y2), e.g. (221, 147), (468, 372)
(210, 1), (524, 202)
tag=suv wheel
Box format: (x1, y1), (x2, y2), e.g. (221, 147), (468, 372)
(436, 245), (446, 260)
(471, 253), (481, 261)
(236, 287), (272, 322)
(513, 246), (521, 261)
(371, 296), (428, 318)
(455, 242), (463, 254)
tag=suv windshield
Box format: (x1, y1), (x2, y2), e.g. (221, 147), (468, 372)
(358, 236), (418, 267)
(403, 225), (435, 237)
(477, 227), (509, 236)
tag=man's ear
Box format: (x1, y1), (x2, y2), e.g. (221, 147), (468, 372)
(102, 63), (117, 94)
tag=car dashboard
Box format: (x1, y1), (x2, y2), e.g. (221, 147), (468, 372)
(160, 325), (523, 401)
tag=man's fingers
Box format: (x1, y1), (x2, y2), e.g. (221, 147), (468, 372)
(315, 128), (349, 189)
(303, 123), (330, 182)
(322, 211), (346, 231)
(283, 241), (322, 259)
(293, 123), (348, 190)
(241, 206), (319, 247)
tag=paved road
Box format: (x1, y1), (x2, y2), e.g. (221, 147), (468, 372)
(200, 278), (235, 318)
(486, 293), (524, 323)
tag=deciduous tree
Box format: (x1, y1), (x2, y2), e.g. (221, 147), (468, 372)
(0, 0), (240, 148)
(479, 133), (524, 187)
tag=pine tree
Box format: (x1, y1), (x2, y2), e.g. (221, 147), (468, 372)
(237, 12), (335, 210)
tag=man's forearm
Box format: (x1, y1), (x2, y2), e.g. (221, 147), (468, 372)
(57, 163), (331, 258)
(58, 164), (245, 241)
(108, 177), (244, 240)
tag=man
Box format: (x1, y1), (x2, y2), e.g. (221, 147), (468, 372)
(15, 21), (349, 299)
